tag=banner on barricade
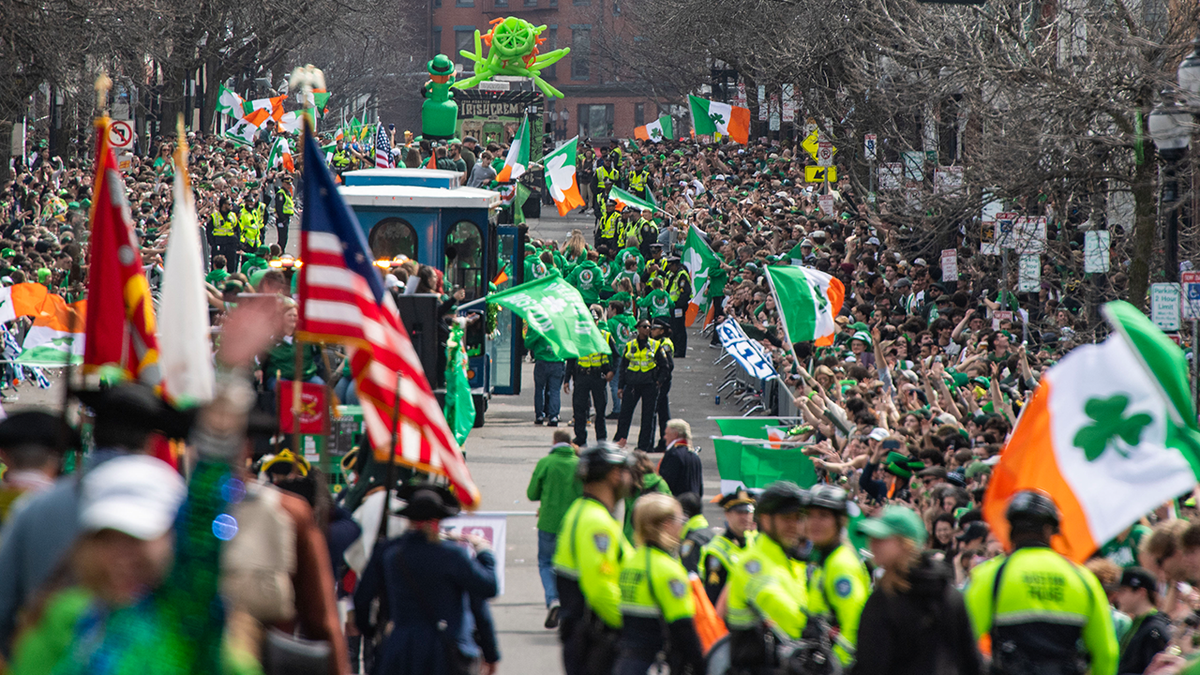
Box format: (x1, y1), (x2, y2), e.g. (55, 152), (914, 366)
(716, 319), (778, 380)
(443, 513), (508, 594)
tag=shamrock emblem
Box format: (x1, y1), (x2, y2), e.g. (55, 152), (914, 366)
(50, 337), (73, 347)
(650, 127), (662, 140)
(709, 112), (725, 126)
(1072, 394), (1152, 461)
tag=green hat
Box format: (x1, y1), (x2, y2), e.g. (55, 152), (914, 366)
(849, 321), (870, 333)
(256, 245), (270, 258)
(884, 451), (924, 479)
(964, 461), (992, 479)
(427, 54), (455, 76)
(1, 249), (15, 258)
(36, 268), (51, 283)
(857, 505), (927, 546)
(850, 331), (872, 347)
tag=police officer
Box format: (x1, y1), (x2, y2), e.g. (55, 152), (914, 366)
(964, 491), (1117, 675)
(210, 197), (240, 272)
(331, 139), (353, 177)
(636, 209), (659, 260)
(554, 443), (636, 675)
(806, 484), (870, 666)
(667, 256), (690, 358)
(274, 175), (295, 250)
(627, 162), (651, 199)
(726, 482), (811, 675)
(613, 319), (669, 452)
(678, 492), (714, 574)
(239, 194), (264, 251)
(699, 489), (758, 603)
(595, 157), (620, 219)
(648, 318), (675, 452)
(597, 198), (620, 253)
(614, 493), (706, 675)
(564, 313), (616, 445)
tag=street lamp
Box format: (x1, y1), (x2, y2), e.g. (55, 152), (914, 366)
(1149, 91), (1190, 282)
(1178, 35), (1200, 107)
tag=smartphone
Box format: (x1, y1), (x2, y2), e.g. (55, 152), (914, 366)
(389, 124), (396, 131)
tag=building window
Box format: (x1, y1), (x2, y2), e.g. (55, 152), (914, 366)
(495, 0), (507, 6)
(456, 0), (473, 6)
(578, 104), (614, 138)
(455, 29), (475, 67)
(431, 27), (442, 59)
(613, 0), (619, 14)
(544, 27), (557, 79)
(549, 0), (557, 6)
(634, 103), (645, 127)
(434, 0), (441, 7)
(524, 0), (537, 6)
(571, 27), (591, 80)
(573, 0), (588, 6)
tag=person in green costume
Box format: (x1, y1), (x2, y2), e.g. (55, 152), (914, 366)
(421, 55), (459, 141)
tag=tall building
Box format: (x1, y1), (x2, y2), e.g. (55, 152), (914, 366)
(424, 0), (654, 141)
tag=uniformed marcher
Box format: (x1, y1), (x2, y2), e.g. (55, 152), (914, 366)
(554, 443), (636, 675)
(637, 209), (659, 260)
(595, 157), (620, 219)
(274, 176), (295, 250)
(353, 482), (499, 675)
(699, 489), (758, 603)
(239, 194), (265, 250)
(678, 492), (714, 574)
(614, 319), (669, 452)
(726, 481), (812, 675)
(964, 490), (1118, 675)
(805, 484), (870, 666)
(648, 318), (675, 452)
(597, 198), (620, 252)
(614, 493), (707, 675)
(667, 256), (690, 358)
(564, 311), (617, 445)
(210, 197), (240, 272)
(627, 162), (651, 199)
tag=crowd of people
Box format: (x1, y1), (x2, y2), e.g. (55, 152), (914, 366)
(0, 115), (1192, 675)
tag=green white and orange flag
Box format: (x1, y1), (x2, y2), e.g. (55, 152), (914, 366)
(608, 186), (656, 213)
(984, 301), (1200, 562)
(243, 95), (286, 122)
(544, 137), (586, 216)
(496, 117), (529, 182)
(764, 265), (845, 347)
(681, 226), (719, 326)
(688, 95), (751, 144)
(17, 298), (85, 367)
(634, 116), (674, 143)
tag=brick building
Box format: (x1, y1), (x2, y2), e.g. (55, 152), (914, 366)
(423, 0), (655, 142)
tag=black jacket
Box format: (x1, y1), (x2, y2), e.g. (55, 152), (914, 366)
(1118, 610), (1172, 675)
(852, 552), (982, 675)
(658, 441), (703, 499)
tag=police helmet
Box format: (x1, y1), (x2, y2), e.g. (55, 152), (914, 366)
(1005, 490), (1060, 529)
(756, 481), (810, 515)
(576, 441), (634, 483)
(809, 484), (849, 514)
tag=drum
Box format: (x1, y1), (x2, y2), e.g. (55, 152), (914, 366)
(706, 634), (731, 675)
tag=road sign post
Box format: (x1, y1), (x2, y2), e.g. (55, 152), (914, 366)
(1183, 270), (1200, 405)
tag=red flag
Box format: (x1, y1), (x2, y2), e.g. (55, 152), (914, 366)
(278, 380), (329, 434)
(83, 117), (160, 384)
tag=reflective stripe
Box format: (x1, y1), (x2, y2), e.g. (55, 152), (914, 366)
(624, 339), (660, 372)
(995, 611), (1088, 627)
(578, 330), (611, 368)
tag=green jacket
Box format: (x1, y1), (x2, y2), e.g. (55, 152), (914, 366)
(623, 474), (671, 541)
(525, 333), (563, 363)
(638, 289), (673, 319)
(607, 313), (637, 354)
(526, 443), (583, 533)
(566, 261), (605, 307)
(262, 337), (320, 382)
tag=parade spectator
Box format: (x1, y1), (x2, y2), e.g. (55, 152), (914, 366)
(526, 430), (583, 629)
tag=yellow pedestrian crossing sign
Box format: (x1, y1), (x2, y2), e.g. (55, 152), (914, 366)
(805, 166), (837, 183)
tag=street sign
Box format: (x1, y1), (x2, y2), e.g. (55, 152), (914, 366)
(864, 134), (877, 161)
(1182, 271), (1200, 320)
(941, 249), (958, 280)
(992, 310), (1014, 331)
(817, 194), (835, 216)
(817, 141), (834, 167)
(805, 166), (837, 183)
(107, 120), (135, 149)
(1151, 283), (1182, 331)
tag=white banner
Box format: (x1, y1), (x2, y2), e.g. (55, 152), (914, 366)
(443, 513), (509, 595)
(716, 319), (778, 380)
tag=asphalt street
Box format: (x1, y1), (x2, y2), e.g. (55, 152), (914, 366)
(468, 207), (731, 672)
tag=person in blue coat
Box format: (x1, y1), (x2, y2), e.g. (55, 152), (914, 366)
(354, 482), (499, 675)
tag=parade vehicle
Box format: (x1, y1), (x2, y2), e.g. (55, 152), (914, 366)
(338, 167), (528, 421)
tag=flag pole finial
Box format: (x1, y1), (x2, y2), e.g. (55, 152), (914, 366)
(94, 73), (112, 115)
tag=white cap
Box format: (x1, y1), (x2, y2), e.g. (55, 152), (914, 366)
(867, 427), (890, 442)
(80, 455), (187, 540)
(383, 275), (401, 289)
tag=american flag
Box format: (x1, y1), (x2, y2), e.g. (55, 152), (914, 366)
(297, 133), (479, 506)
(374, 125), (393, 168)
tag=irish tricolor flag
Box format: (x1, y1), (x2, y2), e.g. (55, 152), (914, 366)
(608, 186), (656, 213)
(544, 137), (586, 216)
(496, 117), (529, 182)
(689, 95), (751, 144)
(16, 298), (85, 367)
(635, 116), (674, 143)
(682, 225), (719, 326)
(267, 136), (295, 172)
(985, 301), (1200, 562)
(765, 265), (845, 347)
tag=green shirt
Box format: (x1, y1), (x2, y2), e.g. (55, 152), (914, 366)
(566, 261), (605, 307)
(1096, 524), (1151, 568)
(205, 268), (229, 286)
(638, 289), (673, 319)
(262, 337), (320, 381)
(607, 314), (637, 353)
(526, 444), (583, 533)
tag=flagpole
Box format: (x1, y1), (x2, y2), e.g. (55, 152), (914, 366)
(377, 370), (403, 542)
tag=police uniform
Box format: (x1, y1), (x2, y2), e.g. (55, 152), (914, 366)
(239, 203), (265, 249)
(274, 184), (295, 250)
(614, 335), (668, 452)
(210, 209), (239, 272)
(637, 219), (659, 259)
(332, 147), (353, 175)
(614, 545), (706, 675)
(597, 208), (620, 254)
(726, 525), (810, 673)
(667, 263), (690, 357)
(964, 490), (1118, 675)
(699, 517), (757, 604)
(565, 329), (616, 445)
(649, 320), (675, 451)
(627, 167), (650, 199)
(807, 540), (870, 665)
(595, 164), (619, 221)
(554, 495), (634, 675)
(678, 513), (713, 574)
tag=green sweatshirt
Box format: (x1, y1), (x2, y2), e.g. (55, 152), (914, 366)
(526, 443), (583, 533)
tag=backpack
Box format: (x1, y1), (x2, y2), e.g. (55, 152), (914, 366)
(221, 482), (298, 623)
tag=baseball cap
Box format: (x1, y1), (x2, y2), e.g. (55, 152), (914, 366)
(1119, 567), (1157, 594)
(867, 427), (889, 442)
(956, 520), (990, 543)
(857, 505), (927, 546)
(80, 455), (187, 540)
